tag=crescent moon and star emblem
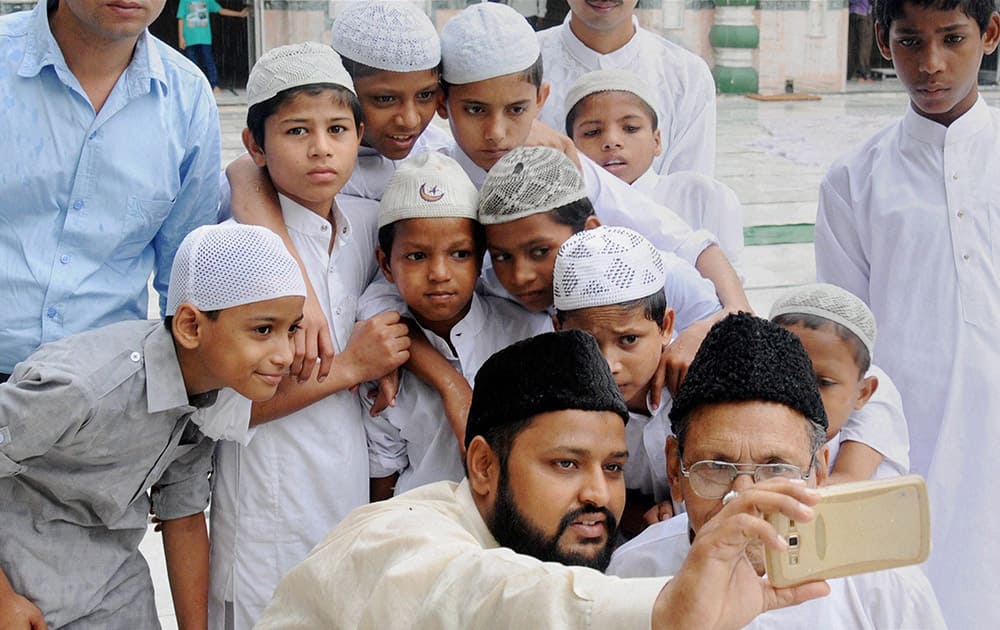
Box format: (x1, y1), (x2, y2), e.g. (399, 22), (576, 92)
(419, 183), (445, 202)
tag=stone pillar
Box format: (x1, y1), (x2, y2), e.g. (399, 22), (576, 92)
(710, 0), (759, 94)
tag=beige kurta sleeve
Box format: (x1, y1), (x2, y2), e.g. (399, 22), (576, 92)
(255, 481), (669, 630)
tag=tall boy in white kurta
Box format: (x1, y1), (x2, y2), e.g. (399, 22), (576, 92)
(207, 44), (410, 629)
(814, 2), (1000, 626)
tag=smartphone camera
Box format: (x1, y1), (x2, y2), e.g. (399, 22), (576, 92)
(787, 522), (800, 566)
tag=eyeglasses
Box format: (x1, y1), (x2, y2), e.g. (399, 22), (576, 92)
(678, 458), (814, 500)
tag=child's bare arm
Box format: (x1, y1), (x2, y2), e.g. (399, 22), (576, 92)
(0, 569), (47, 629)
(226, 155), (335, 383)
(370, 474), (399, 502)
(161, 512), (209, 630)
(250, 312), (411, 426)
(827, 440), (886, 485)
(177, 19), (185, 50)
(694, 244), (751, 313)
(403, 330), (472, 453)
(218, 7), (250, 17)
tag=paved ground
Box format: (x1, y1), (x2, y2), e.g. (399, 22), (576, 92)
(148, 80), (1000, 628)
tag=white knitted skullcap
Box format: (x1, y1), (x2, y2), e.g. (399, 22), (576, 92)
(440, 2), (540, 85)
(378, 151), (480, 229)
(564, 69), (661, 124)
(478, 146), (588, 225)
(166, 223), (307, 316)
(247, 42), (354, 108)
(553, 226), (666, 311)
(331, 1), (440, 72)
(769, 283), (877, 356)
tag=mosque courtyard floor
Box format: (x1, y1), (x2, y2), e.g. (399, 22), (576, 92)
(147, 81), (1000, 628)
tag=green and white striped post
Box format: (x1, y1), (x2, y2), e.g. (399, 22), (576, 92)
(710, 0), (759, 94)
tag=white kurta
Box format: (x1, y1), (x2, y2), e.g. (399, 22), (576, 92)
(365, 294), (552, 495)
(608, 513), (946, 629)
(815, 97), (1000, 629)
(827, 365), (910, 479)
(633, 169), (745, 278)
(443, 140), (718, 268)
(208, 194), (380, 630)
(257, 480), (669, 629)
(537, 15), (717, 176)
(625, 390), (674, 503)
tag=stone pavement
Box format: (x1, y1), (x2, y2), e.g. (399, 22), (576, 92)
(149, 82), (1000, 628)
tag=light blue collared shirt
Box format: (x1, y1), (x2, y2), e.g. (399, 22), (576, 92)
(0, 3), (220, 372)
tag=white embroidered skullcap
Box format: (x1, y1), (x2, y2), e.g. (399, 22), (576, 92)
(331, 1), (440, 72)
(247, 42), (354, 108)
(440, 2), (540, 85)
(769, 283), (877, 356)
(553, 226), (666, 311)
(378, 151), (480, 229)
(564, 69), (661, 124)
(166, 223), (307, 316)
(478, 146), (588, 225)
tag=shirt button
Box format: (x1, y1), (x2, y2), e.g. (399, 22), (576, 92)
(321, 224), (329, 232)
(60, 254), (71, 264)
(963, 254), (970, 261)
(130, 351), (142, 362)
(72, 200), (83, 210)
(952, 173), (959, 180)
(89, 132), (97, 140)
(341, 227), (348, 234)
(957, 210), (965, 218)
(46, 307), (56, 318)
(334, 307), (342, 315)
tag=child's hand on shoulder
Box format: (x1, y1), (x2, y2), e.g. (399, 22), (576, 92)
(643, 500), (675, 527)
(0, 586), (47, 630)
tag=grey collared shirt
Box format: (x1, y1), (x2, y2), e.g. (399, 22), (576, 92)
(0, 320), (216, 629)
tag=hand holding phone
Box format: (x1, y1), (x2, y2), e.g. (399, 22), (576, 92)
(765, 475), (930, 587)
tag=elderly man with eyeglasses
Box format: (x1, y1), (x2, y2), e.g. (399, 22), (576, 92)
(607, 313), (945, 629)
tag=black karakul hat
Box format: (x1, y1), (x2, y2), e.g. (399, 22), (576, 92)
(465, 329), (629, 449)
(669, 312), (828, 434)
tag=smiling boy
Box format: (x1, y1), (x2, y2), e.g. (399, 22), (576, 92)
(814, 0), (1000, 624)
(0, 223), (306, 629)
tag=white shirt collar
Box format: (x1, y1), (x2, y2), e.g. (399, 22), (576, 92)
(902, 95), (991, 147)
(278, 193), (352, 247)
(407, 293), (487, 363)
(632, 168), (659, 194)
(558, 13), (641, 68)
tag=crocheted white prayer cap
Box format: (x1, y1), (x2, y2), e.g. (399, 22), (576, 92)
(247, 42), (354, 108)
(564, 69), (661, 123)
(378, 151), (480, 229)
(769, 283), (877, 356)
(440, 2), (540, 85)
(553, 226), (666, 311)
(478, 146), (587, 225)
(331, 1), (440, 72)
(166, 223), (307, 316)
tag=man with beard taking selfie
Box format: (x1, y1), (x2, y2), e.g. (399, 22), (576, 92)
(257, 329), (829, 630)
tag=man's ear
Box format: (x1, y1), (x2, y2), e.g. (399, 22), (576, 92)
(376, 246), (394, 283)
(875, 23), (892, 61)
(814, 443), (831, 487)
(551, 312), (562, 331)
(854, 373), (879, 410)
(171, 304), (206, 350)
(666, 436), (684, 505)
(242, 128), (267, 168)
(436, 90), (450, 120)
(535, 81), (551, 113)
(583, 215), (601, 230)
(466, 436), (500, 499)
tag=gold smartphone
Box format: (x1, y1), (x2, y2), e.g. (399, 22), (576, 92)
(764, 475), (930, 588)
